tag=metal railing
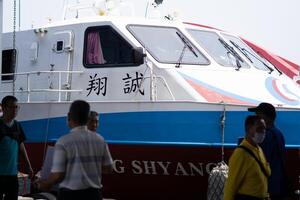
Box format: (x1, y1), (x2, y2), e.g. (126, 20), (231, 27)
(0, 70), (83, 102)
(142, 75), (175, 101)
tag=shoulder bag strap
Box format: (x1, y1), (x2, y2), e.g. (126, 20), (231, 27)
(238, 145), (269, 178)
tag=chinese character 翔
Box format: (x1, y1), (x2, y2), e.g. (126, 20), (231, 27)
(86, 74), (107, 96)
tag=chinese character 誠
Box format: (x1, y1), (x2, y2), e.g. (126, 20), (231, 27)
(122, 72), (145, 95)
(86, 74), (107, 96)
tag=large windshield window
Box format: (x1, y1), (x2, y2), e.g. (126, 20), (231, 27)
(222, 33), (270, 71)
(188, 29), (249, 68)
(128, 25), (209, 65)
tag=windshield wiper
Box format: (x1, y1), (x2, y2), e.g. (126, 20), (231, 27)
(230, 40), (253, 63)
(176, 32), (198, 58)
(243, 47), (282, 75)
(230, 40), (272, 74)
(175, 32), (198, 68)
(218, 38), (243, 70)
(230, 40), (282, 75)
(261, 56), (283, 75)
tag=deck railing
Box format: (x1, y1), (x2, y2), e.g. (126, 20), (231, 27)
(1, 70), (175, 102)
(0, 70), (83, 102)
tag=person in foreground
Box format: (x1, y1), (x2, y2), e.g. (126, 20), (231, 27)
(0, 95), (33, 200)
(248, 102), (288, 199)
(87, 111), (99, 132)
(37, 100), (113, 200)
(224, 115), (271, 200)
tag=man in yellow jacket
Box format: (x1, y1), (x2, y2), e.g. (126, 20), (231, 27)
(224, 115), (271, 200)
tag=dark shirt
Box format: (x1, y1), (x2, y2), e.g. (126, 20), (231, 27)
(0, 118), (26, 175)
(260, 125), (286, 196)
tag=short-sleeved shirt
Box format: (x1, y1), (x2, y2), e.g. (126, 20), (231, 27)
(51, 126), (113, 190)
(224, 139), (271, 200)
(0, 118), (26, 175)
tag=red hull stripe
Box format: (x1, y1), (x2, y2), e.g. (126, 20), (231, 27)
(186, 79), (250, 105)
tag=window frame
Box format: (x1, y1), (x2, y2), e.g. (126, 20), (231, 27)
(221, 32), (270, 71)
(83, 25), (140, 68)
(127, 24), (210, 66)
(187, 29), (250, 69)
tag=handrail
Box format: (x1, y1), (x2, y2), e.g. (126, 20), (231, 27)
(0, 70), (83, 76)
(0, 70), (84, 102)
(142, 75), (175, 101)
(155, 75), (175, 100)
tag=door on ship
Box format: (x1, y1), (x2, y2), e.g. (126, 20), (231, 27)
(0, 49), (16, 98)
(49, 30), (74, 101)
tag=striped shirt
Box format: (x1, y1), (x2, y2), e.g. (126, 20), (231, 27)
(51, 126), (113, 190)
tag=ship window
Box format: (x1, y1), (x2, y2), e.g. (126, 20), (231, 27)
(221, 33), (270, 71)
(188, 29), (250, 68)
(83, 26), (137, 68)
(1, 49), (17, 81)
(56, 41), (64, 52)
(127, 25), (210, 65)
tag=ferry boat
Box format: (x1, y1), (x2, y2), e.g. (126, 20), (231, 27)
(1, 0), (300, 199)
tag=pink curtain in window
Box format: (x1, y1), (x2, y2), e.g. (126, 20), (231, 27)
(86, 31), (105, 64)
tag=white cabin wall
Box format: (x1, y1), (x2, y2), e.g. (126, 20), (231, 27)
(1, 19), (205, 102)
(17, 30), (54, 101)
(59, 22), (152, 102)
(1, 27), (68, 101)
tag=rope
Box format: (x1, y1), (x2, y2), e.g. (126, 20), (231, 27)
(42, 103), (52, 164)
(220, 103), (226, 162)
(207, 103), (228, 200)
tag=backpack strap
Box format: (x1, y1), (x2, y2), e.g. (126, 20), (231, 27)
(238, 145), (269, 178)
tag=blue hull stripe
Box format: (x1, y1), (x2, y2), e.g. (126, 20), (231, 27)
(21, 111), (300, 147)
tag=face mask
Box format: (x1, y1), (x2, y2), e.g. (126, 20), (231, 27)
(252, 132), (266, 144)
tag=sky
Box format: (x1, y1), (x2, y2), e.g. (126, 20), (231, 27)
(1, 0), (300, 65)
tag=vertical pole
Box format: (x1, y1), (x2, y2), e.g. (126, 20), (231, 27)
(58, 72), (61, 102)
(146, 59), (154, 101)
(62, 0), (68, 20)
(12, 0), (16, 96)
(27, 73), (30, 102)
(18, 0), (20, 30)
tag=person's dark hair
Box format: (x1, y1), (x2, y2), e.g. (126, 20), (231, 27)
(244, 115), (262, 132)
(69, 100), (90, 125)
(89, 111), (99, 119)
(1, 95), (18, 107)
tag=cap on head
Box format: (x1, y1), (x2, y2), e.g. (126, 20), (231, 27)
(248, 102), (276, 121)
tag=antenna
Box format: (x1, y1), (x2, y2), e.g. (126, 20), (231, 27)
(145, 0), (163, 18)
